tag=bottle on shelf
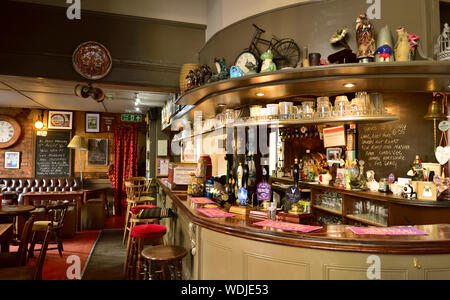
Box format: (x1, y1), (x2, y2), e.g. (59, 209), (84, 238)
(247, 152), (256, 188)
(238, 162), (249, 207)
(257, 160), (272, 205)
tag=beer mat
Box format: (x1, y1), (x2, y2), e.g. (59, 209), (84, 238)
(253, 220), (323, 233)
(348, 226), (429, 236)
(189, 197), (215, 204)
(196, 208), (235, 218)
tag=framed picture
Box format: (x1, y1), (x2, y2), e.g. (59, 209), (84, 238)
(4, 152), (20, 169)
(86, 113), (100, 133)
(48, 111), (73, 130)
(326, 148), (343, 164)
(156, 158), (170, 177)
(87, 139), (108, 166)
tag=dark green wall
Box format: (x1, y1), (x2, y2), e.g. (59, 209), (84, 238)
(0, 1), (206, 90)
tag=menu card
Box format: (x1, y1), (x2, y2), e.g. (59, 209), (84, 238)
(190, 197), (215, 204)
(348, 226), (429, 236)
(196, 208), (235, 218)
(253, 220), (322, 233)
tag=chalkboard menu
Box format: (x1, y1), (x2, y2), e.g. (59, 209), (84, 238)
(35, 131), (71, 178)
(358, 93), (436, 180)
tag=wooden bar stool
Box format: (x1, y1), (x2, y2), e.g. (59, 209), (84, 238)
(123, 224), (166, 280)
(122, 180), (156, 244)
(141, 246), (188, 280)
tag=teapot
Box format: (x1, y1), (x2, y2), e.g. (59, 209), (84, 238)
(390, 182), (404, 196)
(367, 180), (380, 192)
(319, 172), (332, 185)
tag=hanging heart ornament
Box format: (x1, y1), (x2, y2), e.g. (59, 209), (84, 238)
(435, 146), (450, 165)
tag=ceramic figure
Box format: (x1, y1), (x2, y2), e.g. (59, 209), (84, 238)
(230, 66), (245, 78)
(208, 57), (230, 83)
(395, 27), (411, 62)
(435, 23), (450, 61)
(245, 61), (258, 75)
(355, 13), (376, 62)
(260, 50), (277, 73)
(376, 25), (394, 62)
(375, 43), (393, 62)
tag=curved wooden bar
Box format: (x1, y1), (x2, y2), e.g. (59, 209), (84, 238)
(157, 180), (450, 255)
(157, 180), (450, 280)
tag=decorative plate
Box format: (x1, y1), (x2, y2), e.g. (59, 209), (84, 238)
(72, 41), (112, 80)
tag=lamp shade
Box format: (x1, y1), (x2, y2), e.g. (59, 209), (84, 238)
(67, 135), (87, 150)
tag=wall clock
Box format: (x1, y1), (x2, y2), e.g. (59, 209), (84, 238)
(0, 115), (21, 149)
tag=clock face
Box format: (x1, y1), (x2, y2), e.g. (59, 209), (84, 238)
(0, 116), (21, 149)
(0, 121), (14, 143)
(235, 52), (257, 74)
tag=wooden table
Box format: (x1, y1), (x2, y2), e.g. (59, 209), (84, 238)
(0, 224), (13, 253)
(23, 192), (84, 232)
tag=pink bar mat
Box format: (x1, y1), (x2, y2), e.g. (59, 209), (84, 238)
(348, 226), (429, 236)
(196, 208), (235, 218)
(190, 197), (215, 204)
(253, 220), (323, 233)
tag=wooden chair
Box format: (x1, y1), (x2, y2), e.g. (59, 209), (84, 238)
(0, 224), (52, 280)
(29, 201), (69, 259)
(0, 215), (35, 268)
(122, 179), (156, 244)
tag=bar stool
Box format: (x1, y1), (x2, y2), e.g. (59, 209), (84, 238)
(141, 246), (188, 280)
(123, 224), (166, 280)
(122, 180), (156, 244)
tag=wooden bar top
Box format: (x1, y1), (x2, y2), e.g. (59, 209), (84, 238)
(157, 179), (450, 255)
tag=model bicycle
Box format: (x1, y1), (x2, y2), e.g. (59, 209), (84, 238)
(234, 24), (301, 73)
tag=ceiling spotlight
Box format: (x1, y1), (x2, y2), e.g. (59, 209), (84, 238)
(218, 104), (225, 107)
(344, 83), (356, 88)
(256, 93), (265, 97)
(135, 107), (141, 112)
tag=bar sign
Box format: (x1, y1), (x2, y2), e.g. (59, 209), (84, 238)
(121, 114), (142, 122)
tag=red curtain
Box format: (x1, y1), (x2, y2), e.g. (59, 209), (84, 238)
(112, 126), (138, 216)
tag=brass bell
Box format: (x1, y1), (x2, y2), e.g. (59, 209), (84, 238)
(424, 100), (445, 120)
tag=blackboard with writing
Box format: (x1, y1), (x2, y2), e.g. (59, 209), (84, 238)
(35, 131), (71, 178)
(358, 93), (436, 180)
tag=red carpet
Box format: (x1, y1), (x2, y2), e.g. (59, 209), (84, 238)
(8, 217), (124, 280)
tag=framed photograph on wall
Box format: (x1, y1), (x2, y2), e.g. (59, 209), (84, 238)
(48, 111), (73, 130)
(86, 113), (100, 133)
(87, 139), (108, 166)
(4, 152), (20, 169)
(156, 158), (170, 177)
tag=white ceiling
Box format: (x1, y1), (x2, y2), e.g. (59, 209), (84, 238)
(0, 75), (171, 113)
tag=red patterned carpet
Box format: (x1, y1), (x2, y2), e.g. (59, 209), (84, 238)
(9, 217), (125, 280)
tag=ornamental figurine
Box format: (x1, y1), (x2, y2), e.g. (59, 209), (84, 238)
(230, 66), (245, 78)
(245, 61), (258, 75)
(435, 23), (450, 61)
(208, 57), (230, 83)
(395, 27), (411, 62)
(375, 42), (393, 62)
(260, 50), (277, 73)
(355, 13), (376, 62)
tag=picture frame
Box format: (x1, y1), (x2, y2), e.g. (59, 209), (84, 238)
(326, 148), (343, 164)
(87, 139), (109, 166)
(86, 113), (100, 133)
(156, 158), (170, 177)
(4, 152), (20, 169)
(48, 111), (73, 130)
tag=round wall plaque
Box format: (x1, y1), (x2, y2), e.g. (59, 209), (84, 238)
(72, 41), (112, 80)
(439, 120), (450, 132)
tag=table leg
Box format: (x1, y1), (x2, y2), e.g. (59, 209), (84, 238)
(77, 196), (82, 232)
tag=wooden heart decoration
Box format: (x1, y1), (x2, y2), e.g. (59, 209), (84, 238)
(435, 146), (450, 165)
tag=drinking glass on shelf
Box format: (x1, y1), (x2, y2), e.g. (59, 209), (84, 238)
(334, 95), (350, 117)
(350, 98), (366, 116)
(317, 97), (331, 118)
(354, 201), (362, 215)
(302, 101), (315, 119)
